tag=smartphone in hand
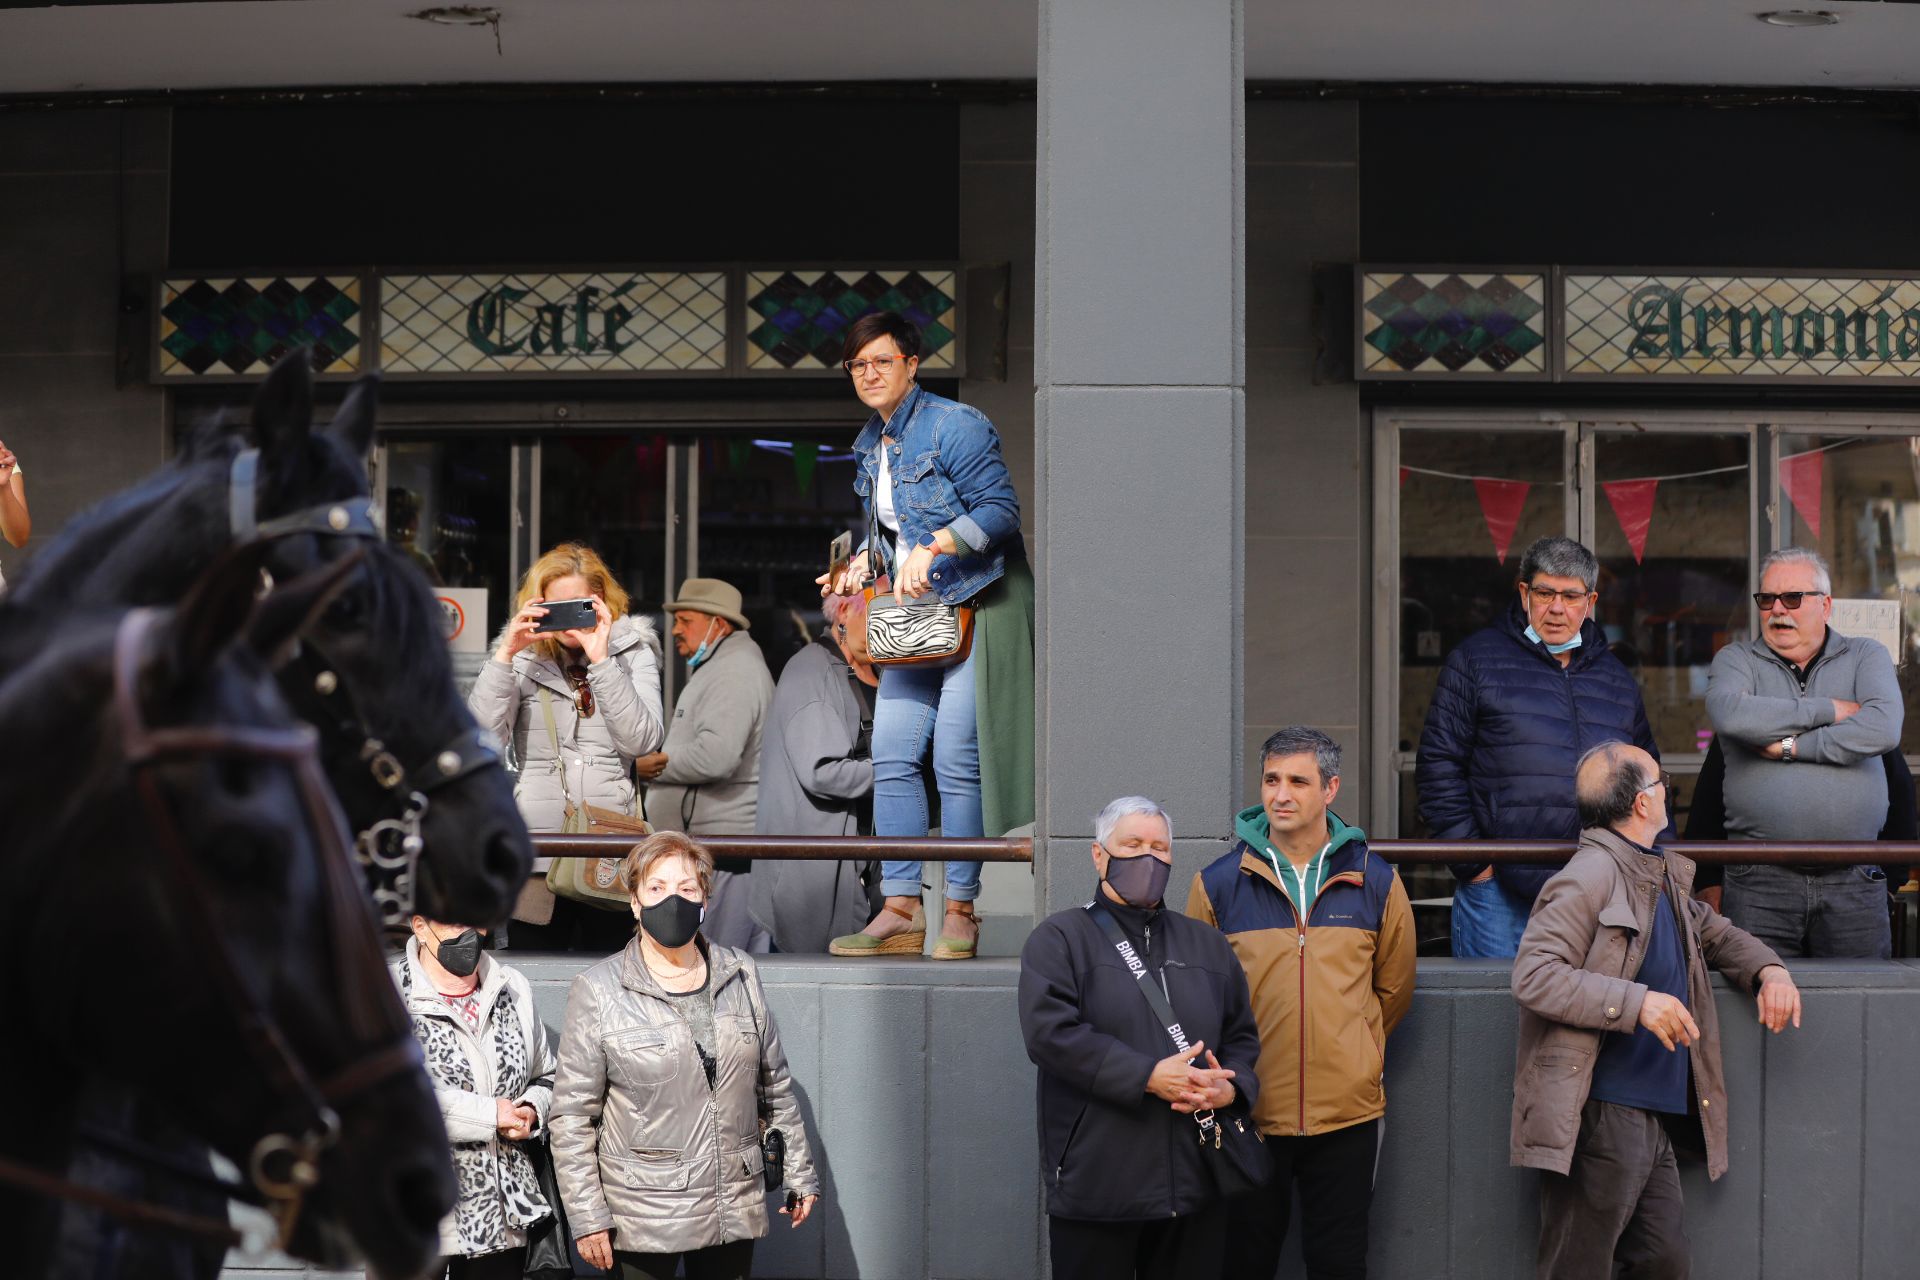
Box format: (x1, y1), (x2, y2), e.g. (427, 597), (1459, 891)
(827, 531), (853, 586)
(532, 598), (597, 633)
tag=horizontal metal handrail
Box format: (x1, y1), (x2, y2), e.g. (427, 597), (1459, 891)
(1375, 840), (1919, 867)
(533, 833), (1034, 862)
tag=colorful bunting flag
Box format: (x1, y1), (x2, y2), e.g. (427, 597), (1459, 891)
(1473, 478), (1532, 564)
(1601, 478), (1660, 565)
(1780, 450), (1824, 539)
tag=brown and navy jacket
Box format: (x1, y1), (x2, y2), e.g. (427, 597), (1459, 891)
(1186, 808), (1417, 1137)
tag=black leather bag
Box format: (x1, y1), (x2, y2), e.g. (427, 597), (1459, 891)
(522, 1137), (573, 1280)
(1086, 903), (1272, 1197)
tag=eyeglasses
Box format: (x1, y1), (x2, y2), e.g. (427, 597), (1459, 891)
(843, 355), (910, 378)
(1639, 771), (1674, 796)
(565, 663), (595, 718)
(1526, 585), (1594, 606)
(1753, 591), (1825, 610)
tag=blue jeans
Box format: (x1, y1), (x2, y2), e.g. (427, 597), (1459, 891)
(873, 648), (982, 902)
(1451, 874), (1534, 958)
(1722, 863), (1892, 959)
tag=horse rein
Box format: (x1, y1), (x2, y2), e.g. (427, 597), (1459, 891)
(0, 609), (426, 1252)
(229, 445), (501, 926)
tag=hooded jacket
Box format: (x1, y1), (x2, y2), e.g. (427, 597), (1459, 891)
(646, 629), (774, 841)
(1415, 600), (1665, 895)
(467, 615), (665, 831)
(1510, 826), (1783, 1180)
(548, 938), (819, 1255)
(1018, 895), (1262, 1222)
(1186, 809), (1416, 1138)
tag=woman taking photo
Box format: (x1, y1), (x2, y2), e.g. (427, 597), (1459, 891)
(469, 542), (665, 949)
(550, 832), (820, 1280)
(819, 311), (1034, 961)
(392, 915), (557, 1279)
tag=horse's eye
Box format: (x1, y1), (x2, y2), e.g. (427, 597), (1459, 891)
(325, 589), (369, 627)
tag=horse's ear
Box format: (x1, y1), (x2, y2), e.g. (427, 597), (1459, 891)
(251, 348), (315, 466)
(165, 541), (278, 679)
(326, 373), (382, 462)
(244, 549), (366, 669)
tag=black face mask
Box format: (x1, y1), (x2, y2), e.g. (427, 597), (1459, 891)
(640, 894), (704, 949)
(1101, 850), (1172, 908)
(432, 927), (483, 978)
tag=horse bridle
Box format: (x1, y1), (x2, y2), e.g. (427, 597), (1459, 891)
(0, 609), (426, 1251)
(229, 446), (501, 926)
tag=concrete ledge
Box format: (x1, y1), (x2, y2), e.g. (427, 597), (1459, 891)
(222, 956), (1920, 1279)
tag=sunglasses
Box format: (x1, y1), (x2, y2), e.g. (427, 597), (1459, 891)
(1752, 591), (1825, 610)
(565, 663), (595, 718)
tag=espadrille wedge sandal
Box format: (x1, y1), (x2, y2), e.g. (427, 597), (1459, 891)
(828, 897), (927, 957)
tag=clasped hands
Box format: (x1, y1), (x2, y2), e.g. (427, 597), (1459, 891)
(495, 1096), (537, 1141)
(1147, 1040), (1236, 1114)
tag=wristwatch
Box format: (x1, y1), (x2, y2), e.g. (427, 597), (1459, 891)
(1780, 735), (1796, 763)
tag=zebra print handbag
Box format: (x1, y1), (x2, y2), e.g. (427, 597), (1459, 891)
(861, 490), (975, 669)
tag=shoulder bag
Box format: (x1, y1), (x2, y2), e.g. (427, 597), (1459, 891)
(1086, 902), (1271, 1197)
(862, 456), (974, 669)
(538, 686), (651, 909)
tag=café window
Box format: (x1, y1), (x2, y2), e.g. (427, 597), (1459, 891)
(1375, 412), (1920, 838)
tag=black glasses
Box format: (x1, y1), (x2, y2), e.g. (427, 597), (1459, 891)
(1753, 591), (1825, 609)
(843, 355), (909, 378)
(1639, 771), (1674, 796)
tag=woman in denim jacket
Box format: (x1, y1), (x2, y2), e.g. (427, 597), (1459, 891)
(818, 311), (1034, 960)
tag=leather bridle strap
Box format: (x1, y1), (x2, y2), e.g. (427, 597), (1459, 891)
(0, 1154), (244, 1249)
(229, 448), (380, 544)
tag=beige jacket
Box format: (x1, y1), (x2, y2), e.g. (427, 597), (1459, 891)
(1510, 826), (1783, 1180)
(549, 939), (819, 1253)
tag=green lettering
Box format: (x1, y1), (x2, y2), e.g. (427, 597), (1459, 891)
(1627, 286), (1673, 357)
(1876, 309), (1894, 361)
(1729, 307), (1765, 358)
(1694, 305), (1721, 358)
(1898, 308), (1920, 360)
(465, 286), (528, 356)
(1792, 309), (1824, 358)
(572, 286), (602, 354)
(1829, 307), (1850, 359)
(602, 282), (637, 356)
(529, 302), (568, 355)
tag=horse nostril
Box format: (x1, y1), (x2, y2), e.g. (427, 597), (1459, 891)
(392, 1161), (452, 1230)
(485, 830), (529, 885)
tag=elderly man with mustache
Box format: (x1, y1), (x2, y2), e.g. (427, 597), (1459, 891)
(1704, 546), (1902, 958)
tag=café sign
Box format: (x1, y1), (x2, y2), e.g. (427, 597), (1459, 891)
(1357, 267), (1920, 384)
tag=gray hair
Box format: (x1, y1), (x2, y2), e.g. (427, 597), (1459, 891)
(1518, 536), (1599, 594)
(1093, 796), (1172, 848)
(1575, 743), (1646, 830)
(1759, 546), (1832, 595)
(1260, 726), (1342, 786)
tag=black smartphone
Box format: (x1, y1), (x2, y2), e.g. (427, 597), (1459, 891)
(533, 597), (597, 633)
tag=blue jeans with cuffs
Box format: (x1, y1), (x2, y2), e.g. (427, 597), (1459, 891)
(873, 647), (982, 902)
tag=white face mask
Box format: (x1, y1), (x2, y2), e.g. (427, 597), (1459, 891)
(1524, 622), (1584, 655)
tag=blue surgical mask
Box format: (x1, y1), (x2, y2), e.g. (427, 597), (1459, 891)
(1524, 623), (1584, 655)
(686, 619), (721, 671)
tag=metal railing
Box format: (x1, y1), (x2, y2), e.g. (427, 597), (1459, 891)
(1375, 840), (1920, 866)
(532, 834), (1034, 862)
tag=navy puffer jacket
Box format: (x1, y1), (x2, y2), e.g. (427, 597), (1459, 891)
(1415, 601), (1664, 899)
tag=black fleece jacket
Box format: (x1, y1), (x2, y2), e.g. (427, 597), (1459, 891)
(1017, 894), (1262, 1221)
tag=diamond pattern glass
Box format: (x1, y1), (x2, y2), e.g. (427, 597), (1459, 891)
(1564, 274), (1920, 380)
(157, 276), (362, 377)
(744, 269), (957, 371)
(380, 272), (726, 375)
(1361, 271), (1547, 376)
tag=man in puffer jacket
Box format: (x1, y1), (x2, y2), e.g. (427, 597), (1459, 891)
(1416, 536), (1666, 958)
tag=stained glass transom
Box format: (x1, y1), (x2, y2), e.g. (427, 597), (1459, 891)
(1360, 271), (1547, 377)
(1565, 274), (1920, 380)
(158, 276), (362, 377)
(380, 272), (726, 376)
(745, 269), (956, 371)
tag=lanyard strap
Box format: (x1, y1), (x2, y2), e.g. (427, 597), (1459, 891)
(1086, 903), (1192, 1056)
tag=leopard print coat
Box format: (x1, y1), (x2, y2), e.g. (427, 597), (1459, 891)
(394, 946), (558, 1258)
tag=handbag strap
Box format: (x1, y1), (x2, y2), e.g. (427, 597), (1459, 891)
(1086, 902), (1194, 1058)
(537, 686), (578, 817)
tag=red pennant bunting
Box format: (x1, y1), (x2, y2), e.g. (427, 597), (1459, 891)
(1601, 478), (1660, 565)
(1473, 478), (1532, 564)
(1780, 450), (1824, 539)
(1399, 466), (1409, 488)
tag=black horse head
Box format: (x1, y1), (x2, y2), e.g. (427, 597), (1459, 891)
(0, 547), (455, 1280)
(10, 350), (533, 924)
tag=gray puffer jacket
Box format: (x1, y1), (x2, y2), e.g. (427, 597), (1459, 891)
(549, 939), (820, 1254)
(468, 615), (665, 831)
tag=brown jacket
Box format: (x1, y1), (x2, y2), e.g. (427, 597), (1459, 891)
(1186, 814), (1417, 1137)
(1510, 826), (1783, 1180)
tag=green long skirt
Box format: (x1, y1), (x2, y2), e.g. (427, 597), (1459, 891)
(973, 557), (1035, 838)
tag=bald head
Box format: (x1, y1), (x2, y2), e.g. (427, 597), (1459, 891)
(1577, 742), (1663, 838)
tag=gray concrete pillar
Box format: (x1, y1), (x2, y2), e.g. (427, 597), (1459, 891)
(1034, 0), (1245, 914)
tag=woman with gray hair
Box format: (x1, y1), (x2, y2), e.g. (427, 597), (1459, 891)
(749, 593), (881, 951)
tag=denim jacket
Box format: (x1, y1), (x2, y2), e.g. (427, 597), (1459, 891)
(852, 383), (1025, 605)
